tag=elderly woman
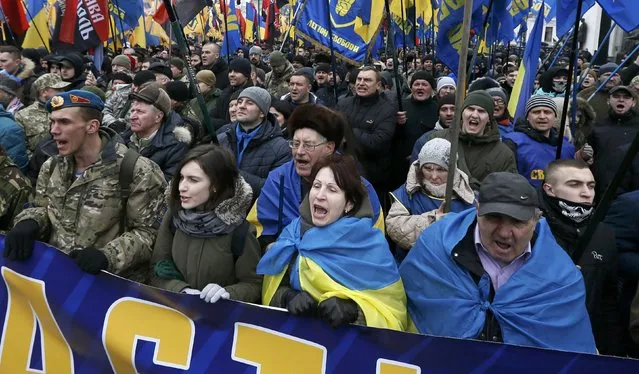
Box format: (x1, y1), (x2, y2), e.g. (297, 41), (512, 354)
(387, 138), (475, 253)
(150, 144), (262, 304)
(257, 154), (407, 330)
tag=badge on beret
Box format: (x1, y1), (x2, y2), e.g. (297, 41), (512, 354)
(70, 94), (91, 104)
(50, 96), (64, 108)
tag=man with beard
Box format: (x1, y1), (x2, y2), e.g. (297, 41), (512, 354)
(579, 63), (623, 119)
(201, 43), (229, 89)
(249, 46), (271, 73)
(540, 159), (622, 356)
(265, 51), (294, 99)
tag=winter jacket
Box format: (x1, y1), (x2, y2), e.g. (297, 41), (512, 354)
(502, 118), (575, 188)
(578, 85), (609, 121)
(265, 62), (295, 99)
(202, 58), (230, 90)
(102, 83), (133, 127)
(315, 83), (349, 108)
(429, 123), (517, 190)
(535, 67), (567, 98)
(0, 105), (28, 171)
(14, 100), (50, 157)
(539, 191), (622, 355)
(150, 177), (262, 303)
(190, 88), (222, 129)
(0, 57), (36, 105)
(390, 96), (439, 189)
(495, 115), (514, 138)
(122, 111), (191, 181)
(0, 154), (31, 231)
(280, 91), (323, 108)
(216, 114), (291, 197)
(604, 190), (639, 254)
(337, 93), (397, 186)
(386, 161), (475, 250)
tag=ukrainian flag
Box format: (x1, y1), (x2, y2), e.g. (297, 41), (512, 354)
(22, 0), (49, 49)
(508, 0), (545, 120)
(257, 216), (407, 331)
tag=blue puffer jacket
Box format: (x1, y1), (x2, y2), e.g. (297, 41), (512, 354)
(0, 105), (28, 171)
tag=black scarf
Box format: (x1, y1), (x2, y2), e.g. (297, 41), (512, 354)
(543, 193), (594, 225)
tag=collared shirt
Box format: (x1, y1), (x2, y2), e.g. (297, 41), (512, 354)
(474, 224), (532, 291)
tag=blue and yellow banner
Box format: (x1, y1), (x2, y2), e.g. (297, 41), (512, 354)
(295, 0), (384, 65)
(1, 236), (639, 372)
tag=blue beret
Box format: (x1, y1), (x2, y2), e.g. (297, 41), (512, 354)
(46, 89), (104, 113)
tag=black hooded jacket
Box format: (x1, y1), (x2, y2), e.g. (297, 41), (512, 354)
(60, 53), (87, 91)
(202, 58), (230, 90)
(538, 66), (568, 96)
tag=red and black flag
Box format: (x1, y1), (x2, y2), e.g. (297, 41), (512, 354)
(261, 0), (279, 43)
(51, 0), (109, 53)
(153, 0), (208, 39)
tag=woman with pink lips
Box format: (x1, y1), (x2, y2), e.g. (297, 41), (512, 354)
(257, 154), (407, 330)
(150, 144), (262, 304)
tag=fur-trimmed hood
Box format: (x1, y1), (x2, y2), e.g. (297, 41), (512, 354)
(173, 125), (192, 144)
(16, 58), (35, 81)
(215, 176), (253, 226)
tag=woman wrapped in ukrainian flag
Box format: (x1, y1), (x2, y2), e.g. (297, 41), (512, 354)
(257, 154), (407, 330)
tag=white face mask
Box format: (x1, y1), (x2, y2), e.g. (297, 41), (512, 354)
(552, 81), (567, 92)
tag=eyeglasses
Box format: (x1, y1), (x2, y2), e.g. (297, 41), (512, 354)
(493, 99), (505, 107)
(288, 140), (327, 152)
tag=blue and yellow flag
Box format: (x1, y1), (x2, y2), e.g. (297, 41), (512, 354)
(110, 0), (144, 31)
(437, 0), (485, 75)
(22, 0), (50, 49)
(485, 0), (514, 45)
(390, 0), (415, 48)
(556, 0), (594, 37)
(221, 0), (242, 57)
(245, 1), (257, 42)
(598, 0), (639, 32)
(295, 0), (384, 64)
(510, 0), (531, 27)
(508, 0), (545, 120)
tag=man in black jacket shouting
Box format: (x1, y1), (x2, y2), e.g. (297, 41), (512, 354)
(540, 159), (623, 356)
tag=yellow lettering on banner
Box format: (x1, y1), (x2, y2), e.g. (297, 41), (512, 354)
(377, 359), (421, 374)
(102, 297), (194, 373)
(440, 0), (464, 20)
(232, 322), (327, 373)
(0, 267), (74, 373)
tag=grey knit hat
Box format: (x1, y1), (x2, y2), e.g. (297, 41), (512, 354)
(249, 46), (262, 56)
(0, 75), (19, 97)
(418, 138), (451, 169)
(525, 95), (558, 117)
(486, 87), (508, 103)
(238, 86), (272, 116)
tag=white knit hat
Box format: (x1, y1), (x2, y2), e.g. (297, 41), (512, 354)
(418, 138), (451, 169)
(436, 76), (456, 92)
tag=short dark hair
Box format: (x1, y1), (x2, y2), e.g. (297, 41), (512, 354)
(310, 154), (367, 217)
(0, 46), (21, 59)
(78, 107), (103, 123)
(291, 71), (312, 85)
(544, 159), (590, 185)
(169, 144), (239, 215)
(357, 66), (381, 83)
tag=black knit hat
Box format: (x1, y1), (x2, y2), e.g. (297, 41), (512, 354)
(411, 71), (436, 90)
(229, 57), (252, 78)
(463, 90), (495, 121)
(133, 70), (156, 87)
(164, 81), (191, 101)
(468, 77), (500, 92)
(148, 62), (173, 79)
(288, 104), (345, 146)
(437, 94), (456, 112)
(315, 63), (331, 74)
(111, 72), (133, 85)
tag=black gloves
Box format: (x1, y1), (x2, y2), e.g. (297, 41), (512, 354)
(4, 219), (40, 261)
(69, 247), (109, 274)
(318, 297), (359, 327)
(285, 290), (318, 316)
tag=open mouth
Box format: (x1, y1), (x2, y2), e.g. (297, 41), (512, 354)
(494, 240), (511, 250)
(55, 139), (68, 147)
(617, 104), (626, 110)
(468, 119), (479, 127)
(313, 204), (328, 218)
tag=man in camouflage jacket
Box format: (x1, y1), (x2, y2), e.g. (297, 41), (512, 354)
(5, 90), (167, 283)
(0, 146), (31, 232)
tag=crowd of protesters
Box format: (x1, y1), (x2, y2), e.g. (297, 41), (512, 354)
(2, 38), (639, 357)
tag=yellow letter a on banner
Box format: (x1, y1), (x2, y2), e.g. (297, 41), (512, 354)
(0, 267), (74, 373)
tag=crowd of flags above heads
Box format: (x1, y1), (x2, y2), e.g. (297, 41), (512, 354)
(0, 0), (636, 70)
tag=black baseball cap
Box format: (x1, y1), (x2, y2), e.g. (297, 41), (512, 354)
(478, 172), (539, 221)
(609, 86), (635, 97)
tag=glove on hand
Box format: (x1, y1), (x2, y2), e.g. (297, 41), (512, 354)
(69, 247), (109, 274)
(285, 290), (317, 316)
(181, 288), (201, 295)
(4, 219), (40, 261)
(318, 297), (359, 327)
(200, 283), (230, 303)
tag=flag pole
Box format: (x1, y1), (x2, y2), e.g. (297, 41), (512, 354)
(279, 2), (301, 52)
(112, 0), (127, 49)
(576, 22), (616, 89)
(20, 0), (51, 51)
(399, 0), (408, 80)
(465, 0), (494, 86)
(325, 0), (339, 106)
(222, 0), (231, 62)
(0, 2), (18, 46)
(586, 43), (639, 102)
(443, 0), (473, 212)
(384, 0), (404, 112)
(555, 0), (583, 159)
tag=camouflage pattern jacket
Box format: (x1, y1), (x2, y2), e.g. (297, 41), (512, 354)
(264, 62), (295, 99)
(0, 154), (31, 232)
(103, 83), (133, 127)
(14, 101), (49, 158)
(14, 134), (167, 281)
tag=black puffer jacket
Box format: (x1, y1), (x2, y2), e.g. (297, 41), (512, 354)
(216, 114), (291, 197)
(539, 191), (622, 356)
(122, 111), (191, 181)
(336, 93), (396, 186)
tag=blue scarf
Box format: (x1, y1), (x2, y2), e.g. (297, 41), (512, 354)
(235, 123), (262, 165)
(400, 208), (597, 354)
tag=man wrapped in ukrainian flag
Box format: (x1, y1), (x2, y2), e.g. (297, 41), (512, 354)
(257, 153), (406, 331)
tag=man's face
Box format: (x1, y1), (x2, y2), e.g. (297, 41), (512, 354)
(493, 97), (506, 117)
(439, 104), (455, 128)
(438, 85), (455, 98)
(272, 64), (286, 75)
(293, 62), (304, 70)
(608, 91), (636, 115)
(297, 48), (305, 57)
(385, 59), (393, 70)
(411, 79), (432, 101)
(289, 75), (311, 103)
(170, 65), (182, 77)
(423, 60), (433, 71)
(141, 61), (151, 70)
(527, 107), (556, 134)
(112, 63), (128, 73)
(435, 62), (443, 71)
(250, 53), (260, 64)
(237, 50), (245, 58)
(477, 210), (537, 264)
(582, 73), (595, 88)
(189, 55), (201, 66)
(462, 105), (490, 135)
(201, 44), (219, 66)
(292, 128), (334, 179)
(601, 72), (621, 89)
(228, 99), (238, 122)
(198, 82), (211, 95)
(506, 71), (518, 86)
(228, 70), (247, 87)
(130, 101), (162, 138)
(49, 107), (95, 156)
(0, 52), (20, 74)
(60, 63), (76, 80)
(414, 59), (422, 70)
(544, 167), (595, 205)
(235, 97), (263, 125)
(355, 70), (380, 97)
(155, 73), (170, 85)
(159, 50), (169, 59)
(50, 64), (61, 76)
(315, 70), (328, 85)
